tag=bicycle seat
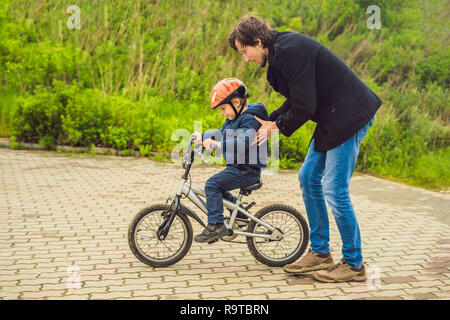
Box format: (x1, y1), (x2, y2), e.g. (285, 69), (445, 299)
(240, 180), (263, 195)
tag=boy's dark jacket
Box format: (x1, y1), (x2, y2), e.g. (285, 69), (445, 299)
(203, 103), (269, 170)
(267, 30), (382, 151)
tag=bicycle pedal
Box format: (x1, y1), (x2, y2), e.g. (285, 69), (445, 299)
(244, 201), (256, 211)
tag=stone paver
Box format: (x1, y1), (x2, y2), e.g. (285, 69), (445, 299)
(0, 148), (449, 300)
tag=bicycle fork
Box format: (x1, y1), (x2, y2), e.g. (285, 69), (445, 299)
(156, 178), (198, 240)
(156, 194), (181, 241)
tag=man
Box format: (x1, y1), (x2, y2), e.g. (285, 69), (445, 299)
(229, 16), (382, 283)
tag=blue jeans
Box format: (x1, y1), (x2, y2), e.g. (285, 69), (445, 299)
(205, 166), (260, 224)
(298, 118), (374, 268)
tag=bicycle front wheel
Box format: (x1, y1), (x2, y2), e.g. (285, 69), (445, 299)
(128, 204), (193, 267)
(246, 204), (309, 267)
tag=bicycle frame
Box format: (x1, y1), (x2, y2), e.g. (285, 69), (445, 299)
(133, 137), (308, 268)
(175, 174), (282, 241)
(164, 136), (283, 241)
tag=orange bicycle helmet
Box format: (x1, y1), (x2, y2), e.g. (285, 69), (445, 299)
(210, 78), (249, 116)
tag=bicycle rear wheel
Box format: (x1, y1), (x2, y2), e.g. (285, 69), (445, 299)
(246, 204), (309, 267)
(128, 204), (193, 267)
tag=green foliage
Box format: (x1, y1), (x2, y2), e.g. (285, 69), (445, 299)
(11, 87), (65, 147)
(0, 0), (448, 190)
(416, 51), (450, 89)
(139, 144), (153, 157)
(62, 88), (113, 147)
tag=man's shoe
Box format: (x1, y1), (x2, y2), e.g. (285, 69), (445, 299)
(283, 249), (334, 274)
(313, 259), (366, 283)
(194, 223), (227, 244)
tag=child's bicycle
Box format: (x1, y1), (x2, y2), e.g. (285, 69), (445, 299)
(128, 136), (309, 267)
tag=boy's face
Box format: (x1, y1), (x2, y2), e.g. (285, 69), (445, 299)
(218, 97), (242, 121)
(235, 39), (269, 68)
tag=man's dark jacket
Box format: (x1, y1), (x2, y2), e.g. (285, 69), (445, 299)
(267, 30), (382, 151)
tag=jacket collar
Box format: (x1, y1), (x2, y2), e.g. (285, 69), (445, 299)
(268, 29), (279, 65)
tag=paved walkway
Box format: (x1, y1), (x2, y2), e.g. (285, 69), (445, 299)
(0, 148), (449, 300)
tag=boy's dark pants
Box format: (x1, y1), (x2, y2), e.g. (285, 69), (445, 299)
(205, 166), (260, 224)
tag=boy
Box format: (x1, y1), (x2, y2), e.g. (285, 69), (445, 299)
(192, 78), (269, 243)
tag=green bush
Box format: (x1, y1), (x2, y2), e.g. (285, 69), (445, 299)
(61, 88), (113, 147)
(416, 52), (450, 89)
(11, 88), (65, 147)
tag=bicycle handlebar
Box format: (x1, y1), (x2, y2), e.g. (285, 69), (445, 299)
(183, 135), (206, 168)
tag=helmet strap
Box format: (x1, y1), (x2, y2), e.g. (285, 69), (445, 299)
(230, 98), (247, 119)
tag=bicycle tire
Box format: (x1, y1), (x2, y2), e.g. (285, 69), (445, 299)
(128, 204), (193, 267)
(246, 204), (309, 267)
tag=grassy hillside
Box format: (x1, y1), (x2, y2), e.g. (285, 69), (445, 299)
(0, 0), (448, 190)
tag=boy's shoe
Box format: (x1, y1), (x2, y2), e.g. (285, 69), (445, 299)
(194, 223), (228, 244)
(283, 249), (334, 274)
(313, 259), (366, 283)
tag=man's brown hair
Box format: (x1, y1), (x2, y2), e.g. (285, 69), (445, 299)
(229, 16), (273, 51)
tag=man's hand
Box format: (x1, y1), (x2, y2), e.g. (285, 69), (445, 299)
(252, 116), (279, 146)
(203, 138), (221, 150)
(191, 132), (202, 142)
